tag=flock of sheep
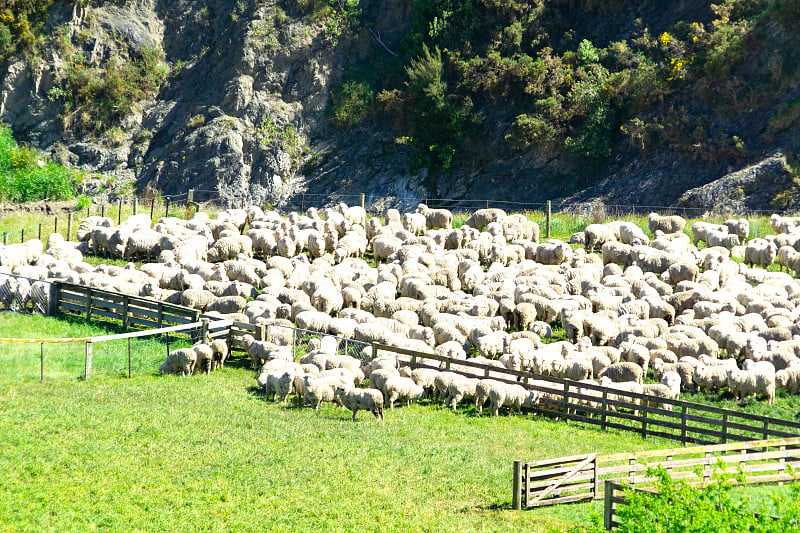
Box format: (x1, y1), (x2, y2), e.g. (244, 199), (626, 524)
(4, 202), (800, 421)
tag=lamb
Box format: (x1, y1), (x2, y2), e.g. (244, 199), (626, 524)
(487, 382), (540, 417)
(744, 239), (778, 269)
(383, 376), (425, 408)
(597, 362), (643, 384)
(159, 348), (197, 376)
(726, 366), (776, 404)
(334, 385), (385, 421)
(648, 213), (686, 235)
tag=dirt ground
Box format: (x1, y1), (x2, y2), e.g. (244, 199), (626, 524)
(0, 200), (76, 218)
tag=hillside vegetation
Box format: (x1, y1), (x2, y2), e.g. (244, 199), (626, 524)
(0, 0), (798, 208)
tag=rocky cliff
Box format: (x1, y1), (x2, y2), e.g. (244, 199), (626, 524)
(1, 0), (799, 212)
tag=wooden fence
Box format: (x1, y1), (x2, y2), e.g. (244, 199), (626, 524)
(513, 436), (800, 510)
(374, 344), (800, 445)
(54, 282), (201, 329)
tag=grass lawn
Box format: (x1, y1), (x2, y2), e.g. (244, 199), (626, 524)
(0, 314), (686, 532)
(0, 368), (679, 533)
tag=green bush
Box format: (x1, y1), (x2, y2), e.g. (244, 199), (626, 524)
(52, 47), (168, 133)
(330, 79), (374, 128)
(586, 465), (800, 533)
(0, 126), (77, 202)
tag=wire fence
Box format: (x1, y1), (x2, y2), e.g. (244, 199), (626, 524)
(0, 322), (202, 381)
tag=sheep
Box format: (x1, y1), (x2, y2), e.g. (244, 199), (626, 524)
(264, 369), (296, 402)
(641, 371), (681, 411)
(303, 375), (348, 410)
(652, 359), (695, 391)
(693, 365), (730, 393)
(775, 367), (800, 393)
(383, 376), (425, 408)
(159, 348), (197, 376)
(648, 213), (686, 235)
(597, 362), (643, 384)
(487, 382), (540, 417)
(553, 357), (593, 381)
(724, 218), (750, 242)
(598, 377), (643, 415)
(601, 241), (635, 268)
(464, 208), (506, 231)
(744, 239), (777, 269)
(444, 376), (481, 412)
(207, 235), (253, 262)
(726, 366), (776, 404)
(206, 295), (247, 315)
(416, 204), (454, 230)
(334, 385), (385, 421)
(210, 339), (229, 370)
(585, 224), (617, 253)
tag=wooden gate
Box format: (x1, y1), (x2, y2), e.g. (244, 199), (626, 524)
(513, 453), (598, 509)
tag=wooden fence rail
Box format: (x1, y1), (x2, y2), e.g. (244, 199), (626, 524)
(54, 282), (201, 329)
(514, 436), (800, 510)
(373, 344), (800, 447)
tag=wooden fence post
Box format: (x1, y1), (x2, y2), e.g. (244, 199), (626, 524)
(2, 232), (5, 245)
(201, 318), (209, 344)
(601, 388), (608, 431)
(122, 295), (129, 330)
(360, 193), (365, 209)
(256, 323), (266, 342)
(38, 223), (42, 241)
(512, 460), (522, 510)
(117, 198), (123, 225)
(40, 342), (44, 382)
(133, 197), (137, 215)
(47, 282), (59, 316)
(67, 213), (73, 241)
(681, 405), (688, 445)
(101, 204), (105, 218)
(165, 197), (170, 217)
(722, 413), (728, 444)
(54, 216), (58, 235)
(128, 338), (132, 378)
(603, 480), (614, 530)
(186, 189), (194, 219)
(292, 328), (296, 359)
(546, 200), (551, 239)
(641, 406), (648, 439)
(84, 340), (93, 380)
(20, 228), (24, 242)
(150, 198), (155, 221)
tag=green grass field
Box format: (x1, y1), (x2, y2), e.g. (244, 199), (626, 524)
(0, 313), (688, 532)
(0, 313), (192, 380)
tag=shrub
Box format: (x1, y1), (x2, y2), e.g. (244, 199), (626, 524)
(0, 126), (77, 202)
(330, 79), (374, 128)
(586, 464), (800, 533)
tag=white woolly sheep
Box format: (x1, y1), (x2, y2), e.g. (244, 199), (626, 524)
(598, 362), (643, 384)
(159, 348), (197, 376)
(487, 382), (540, 417)
(726, 366), (776, 404)
(334, 385), (385, 421)
(648, 213), (686, 235)
(383, 376), (425, 408)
